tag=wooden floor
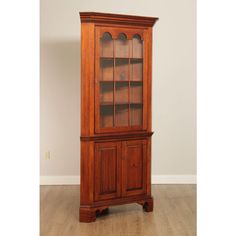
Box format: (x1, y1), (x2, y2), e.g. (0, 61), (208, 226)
(40, 185), (196, 236)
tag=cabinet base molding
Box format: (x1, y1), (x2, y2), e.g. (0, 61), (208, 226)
(138, 197), (154, 212)
(79, 206), (109, 223)
(79, 196), (153, 223)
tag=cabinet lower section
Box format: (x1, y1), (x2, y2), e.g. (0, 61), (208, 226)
(80, 136), (153, 222)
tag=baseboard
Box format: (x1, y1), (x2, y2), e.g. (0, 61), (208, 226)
(151, 175), (196, 184)
(40, 175), (196, 185)
(40, 176), (80, 185)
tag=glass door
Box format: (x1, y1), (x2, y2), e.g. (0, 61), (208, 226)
(95, 27), (147, 133)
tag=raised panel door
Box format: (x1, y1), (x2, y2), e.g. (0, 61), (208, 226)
(122, 139), (147, 197)
(94, 141), (121, 201)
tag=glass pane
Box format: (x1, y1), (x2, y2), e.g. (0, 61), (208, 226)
(130, 104), (143, 126)
(100, 32), (113, 57)
(115, 81), (128, 104)
(100, 105), (114, 128)
(115, 58), (128, 81)
(100, 82), (113, 105)
(115, 104), (128, 126)
(130, 59), (143, 81)
(115, 33), (129, 58)
(100, 58), (113, 81)
(99, 32), (145, 130)
(130, 81), (142, 103)
(132, 34), (143, 58)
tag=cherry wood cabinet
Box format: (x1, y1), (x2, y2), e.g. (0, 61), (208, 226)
(79, 12), (158, 222)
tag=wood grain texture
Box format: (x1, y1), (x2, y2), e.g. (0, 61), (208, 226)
(40, 185), (196, 236)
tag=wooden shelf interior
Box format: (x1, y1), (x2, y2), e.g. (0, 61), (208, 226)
(100, 58), (143, 81)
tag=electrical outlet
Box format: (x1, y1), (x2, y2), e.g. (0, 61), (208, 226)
(45, 151), (51, 160)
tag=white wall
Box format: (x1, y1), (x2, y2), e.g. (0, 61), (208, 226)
(40, 0), (196, 181)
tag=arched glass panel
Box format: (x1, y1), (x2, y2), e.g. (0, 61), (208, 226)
(100, 32), (113, 57)
(132, 34), (143, 58)
(115, 33), (129, 58)
(130, 34), (143, 125)
(99, 32), (114, 127)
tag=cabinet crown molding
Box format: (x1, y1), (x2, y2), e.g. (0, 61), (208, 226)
(79, 12), (158, 27)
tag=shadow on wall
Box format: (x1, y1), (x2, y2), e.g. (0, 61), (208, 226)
(40, 40), (81, 176)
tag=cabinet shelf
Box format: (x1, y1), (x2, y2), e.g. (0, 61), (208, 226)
(100, 102), (113, 106)
(100, 102), (143, 106)
(100, 57), (143, 60)
(99, 80), (143, 83)
(130, 81), (143, 83)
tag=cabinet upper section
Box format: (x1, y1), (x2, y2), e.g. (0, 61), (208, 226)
(80, 12), (157, 137)
(79, 12), (158, 27)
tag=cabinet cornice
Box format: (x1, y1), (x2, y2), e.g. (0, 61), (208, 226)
(80, 12), (158, 27)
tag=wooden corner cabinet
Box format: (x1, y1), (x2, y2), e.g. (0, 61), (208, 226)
(79, 12), (158, 222)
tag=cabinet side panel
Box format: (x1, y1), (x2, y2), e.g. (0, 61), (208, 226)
(147, 27), (153, 132)
(80, 141), (94, 205)
(147, 137), (152, 196)
(81, 23), (95, 136)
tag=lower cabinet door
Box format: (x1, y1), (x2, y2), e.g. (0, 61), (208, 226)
(122, 139), (147, 197)
(94, 141), (122, 201)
